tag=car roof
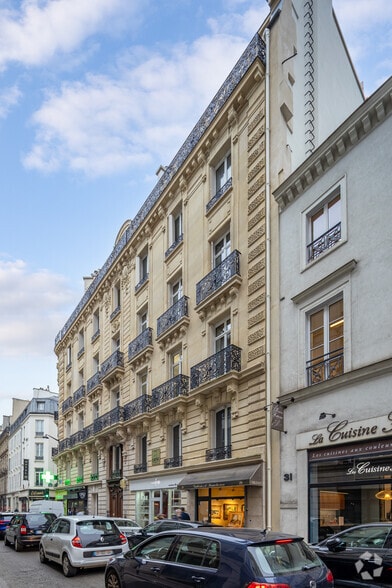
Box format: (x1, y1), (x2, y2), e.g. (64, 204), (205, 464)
(57, 515), (114, 522)
(147, 527), (304, 544)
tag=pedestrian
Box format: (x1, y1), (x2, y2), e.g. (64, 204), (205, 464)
(180, 507), (190, 520)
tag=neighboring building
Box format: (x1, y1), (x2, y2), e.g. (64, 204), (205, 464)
(274, 77), (392, 542)
(7, 388), (58, 512)
(53, 0), (362, 527)
(0, 417), (11, 510)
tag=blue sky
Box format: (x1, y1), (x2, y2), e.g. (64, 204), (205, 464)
(0, 0), (391, 420)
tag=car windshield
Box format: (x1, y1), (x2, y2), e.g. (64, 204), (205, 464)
(330, 526), (391, 548)
(249, 539), (322, 577)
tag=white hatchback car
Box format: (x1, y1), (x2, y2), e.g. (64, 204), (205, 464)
(39, 515), (129, 577)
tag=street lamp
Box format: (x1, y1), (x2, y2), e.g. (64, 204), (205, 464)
(42, 434), (59, 442)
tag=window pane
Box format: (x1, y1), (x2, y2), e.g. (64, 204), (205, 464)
(328, 195), (341, 228)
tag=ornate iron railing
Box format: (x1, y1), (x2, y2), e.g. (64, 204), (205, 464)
(110, 305), (121, 321)
(124, 394), (151, 420)
(93, 406), (124, 433)
(151, 375), (190, 408)
(307, 222), (341, 261)
(91, 329), (100, 343)
(157, 296), (189, 337)
(164, 456), (183, 469)
(73, 385), (86, 404)
(62, 396), (73, 413)
(87, 371), (101, 394)
(101, 350), (124, 379)
(196, 250), (240, 305)
(135, 274), (149, 292)
(128, 328), (153, 361)
(206, 445), (232, 461)
(90, 473), (99, 481)
(84, 423), (94, 440)
(70, 430), (85, 447)
(134, 463), (147, 474)
(306, 348), (344, 386)
(191, 344), (241, 389)
(206, 177), (232, 213)
(110, 469), (122, 479)
(165, 233), (183, 258)
(59, 437), (71, 452)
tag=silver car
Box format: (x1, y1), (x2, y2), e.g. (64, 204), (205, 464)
(39, 515), (129, 577)
(105, 517), (142, 539)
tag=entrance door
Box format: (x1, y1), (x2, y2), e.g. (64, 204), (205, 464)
(108, 484), (123, 516)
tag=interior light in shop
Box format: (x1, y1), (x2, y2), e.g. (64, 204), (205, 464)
(375, 490), (392, 500)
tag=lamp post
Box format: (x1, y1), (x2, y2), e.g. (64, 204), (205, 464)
(42, 434), (59, 442)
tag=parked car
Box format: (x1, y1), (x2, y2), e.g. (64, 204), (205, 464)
(0, 512), (17, 539)
(105, 517), (142, 539)
(127, 519), (217, 548)
(313, 523), (392, 586)
(105, 527), (334, 588)
(4, 512), (57, 551)
(39, 515), (129, 576)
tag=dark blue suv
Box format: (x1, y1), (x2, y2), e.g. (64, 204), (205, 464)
(105, 527), (334, 588)
(0, 512), (17, 539)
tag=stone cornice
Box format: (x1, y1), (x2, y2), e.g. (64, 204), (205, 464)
(274, 76), (392, 211)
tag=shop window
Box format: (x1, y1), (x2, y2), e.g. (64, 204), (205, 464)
(307, 297), (344, 385)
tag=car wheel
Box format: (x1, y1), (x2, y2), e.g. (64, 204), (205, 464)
(39, 545), (48, 564)
(14, 539), (24, 552)
(62, 554), (77, 577)
(105, 569), (121, 588)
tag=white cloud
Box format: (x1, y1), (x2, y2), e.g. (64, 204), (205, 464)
(0, 257), (77, 357)
(0, 0), (143, 70)
(0, 84), (21, 118)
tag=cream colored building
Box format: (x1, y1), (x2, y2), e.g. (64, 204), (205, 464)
(54, 1), (363, 527)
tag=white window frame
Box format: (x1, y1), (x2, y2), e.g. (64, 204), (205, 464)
(301, 177), (347, 270)
(171, 350), (183, 378)
(139, 310), (148, 333)
(214, 151), (231, 194)
(171, 278), (183, 305)
(113, 281), (121, 311)
(213, 230), (231, 268)
(35, 419), (44, 437)
(214, 318), (231, 353)
(139, 370), (148, 395)
(137, 250), (149, 284)
(35, 442), (44, 460)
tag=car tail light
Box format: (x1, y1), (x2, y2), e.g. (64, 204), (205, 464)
(119, 532), (127, 545)
(247, 584), (290, 588)
(326, 569), (334, 583)
(71, 535), (83, 548)
(20, 524), (27, 535)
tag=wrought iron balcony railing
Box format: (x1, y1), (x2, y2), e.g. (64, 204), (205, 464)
(157, 296), (189, 337)
(93, 406), (124, 434)
(306, 348), (344, 386)
(62, 396), (73, 413)
(196, 250), (240, 305)
(73, 385), (86, 405)
(70, 430), (85, 447)
(134, 463), (147, 474)
(124, 394), (151, 421)
(87, 371), (101, 395)
(164, 456), (183, 469)
(100, 350), (124, 381)
(191, 344), (241, 389)
(59, 437), (71, 453)
(151, 375), (190, 408)
(206, 177), (232, 213)
(307, 222), (341, 261)
(206, 445), (232, 461)
(90, 473), (99, 481)
(110, 305), (121, 321)
(128, 328), (153, 361)
(165, 233), (183, 258)
(91, 329), (100, 343)
(135, 274), (149, 292)
(110, 469), (122, 479)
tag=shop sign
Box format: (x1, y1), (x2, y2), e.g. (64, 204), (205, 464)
(346, 461), (392, 477)
(298, 412), (392, 451)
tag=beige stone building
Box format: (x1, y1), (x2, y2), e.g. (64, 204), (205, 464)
(54, 1), (363, 528)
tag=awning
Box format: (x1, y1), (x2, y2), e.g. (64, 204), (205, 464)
(178, 463), (262, 489)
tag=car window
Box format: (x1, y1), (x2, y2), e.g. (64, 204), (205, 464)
(137, 535), (175, 560)
(114, 519), (139, 528)
(250, 540), (322, 576)
(332, 526), (391, 548)
(172, 535), (220, 568)
(56, 519), (70, 533)
(26, 513), (54, 527)
(157, 521), (178, 532)
(144, 521), (162, 533)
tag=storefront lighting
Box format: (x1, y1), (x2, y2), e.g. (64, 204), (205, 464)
(375, 490), (392, 500)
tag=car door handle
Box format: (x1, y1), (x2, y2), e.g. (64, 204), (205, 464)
(191, 576), (206, 584)
(150, 566), (161, 573)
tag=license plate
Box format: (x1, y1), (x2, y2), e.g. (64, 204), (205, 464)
(93, 550), (112, 557)
(35, 530), (42, 534)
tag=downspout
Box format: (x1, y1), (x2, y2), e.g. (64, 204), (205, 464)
(264, 25), (272, 531)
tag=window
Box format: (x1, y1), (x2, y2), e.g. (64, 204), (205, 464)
(36, 401), (45, 412)
(139, 435), (147, 468)
(173, 211), (182, 242)
(137, 250), (149, 288)
(78, 329), (85, 355)
(215, 319), (231, 352)
(139, 371), (148, 395)
(66, 344), (72, 368)
(35, 419), (44, 437)
(307, 298), (344, 385)
(213, 231), (231, 267)
(35, 442), (44, 460)
(139, 310), (148, 333)
(93, 309), (100, 337)
(78, 368), (84, 386)
(172, 423), (181, 460)
(93, 401), (100, 420)
(112, 388), (120, 408)
(113, 282), (121, 313)
(171, 279), (183, 305)
(171, 351), (182, 377)
(77, 456), (84, 478)
(35, 468), (44, 487)
(93, 353), (99, 373)
(215, 152), (231, 193)
(207, 406), (231, 461)
(112, 335), (120, 352)
(111, 444), (122, 475)
(78, 411), (84, 430)
(66, 419), (72, 438)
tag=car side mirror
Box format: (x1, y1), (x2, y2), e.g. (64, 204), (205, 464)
(326, 537), (346, 552)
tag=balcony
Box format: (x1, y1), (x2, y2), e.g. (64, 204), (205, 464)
(164, 456), (183, 469)
(157, 296), (189, 339)
(101, 350), (124, 383)
(124, 394), (151, 421)
(73, 385), (86, 406)
(151, 375), (190, 408)
(69, 430), (85, 447)
(306, 348), (344, 386)
(196, 250), (241, 307)
(128, 328), (153, 366)
(206, 445), (232, 462)
(135, 274), (149, 293)
(93, 406), (124, 434)
(165, 233), (183, 258)
(62, 396), (73, 414)
(87, 371), (102, 396)
(190, 344), (241, 389)
(59, 437), (71, 453)
(90, 473), (99, 481)
(206, 177), (232, 213)
(134, 463), (147, 474)
(110, 469), (122, 480)
(307, 222), (341, 262)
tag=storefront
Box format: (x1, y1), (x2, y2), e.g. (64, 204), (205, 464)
(64, 486), (88, 515)
(304, 415), (392, 543)
(130, 475), (184, 525)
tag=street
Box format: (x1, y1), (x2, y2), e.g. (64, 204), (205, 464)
(0, 539), (105, 588)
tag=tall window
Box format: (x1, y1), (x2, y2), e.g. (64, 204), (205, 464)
(140, 435), (147, 467)
(35, 442), (44, 460)
(307, 190), (342, 261)
(171, 279), (183, 305)
(113, 282), (121, 311)
(35, 468), (44, 486)
(78, 329), (85, 354)
(307, 298), (344, 385)
(93, 353), (99, 373)
(93, 309), (100, 336)
(140, 310), (148, 333)
(213, 231), (231, 267)
(112, 388), (120, 408)
(137, 250), (149, 287)
(93, 401), (100, 420)
(35, 419), (44, 437)
(171, 351), (182, 377)
(78, 411), (84, 431)
(215, 152), (231, 193)
(66, 344), (72, 368)
(211, 406), (231, 460)
(215, 319), (231, 352)
(139, 371), (148, 395)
